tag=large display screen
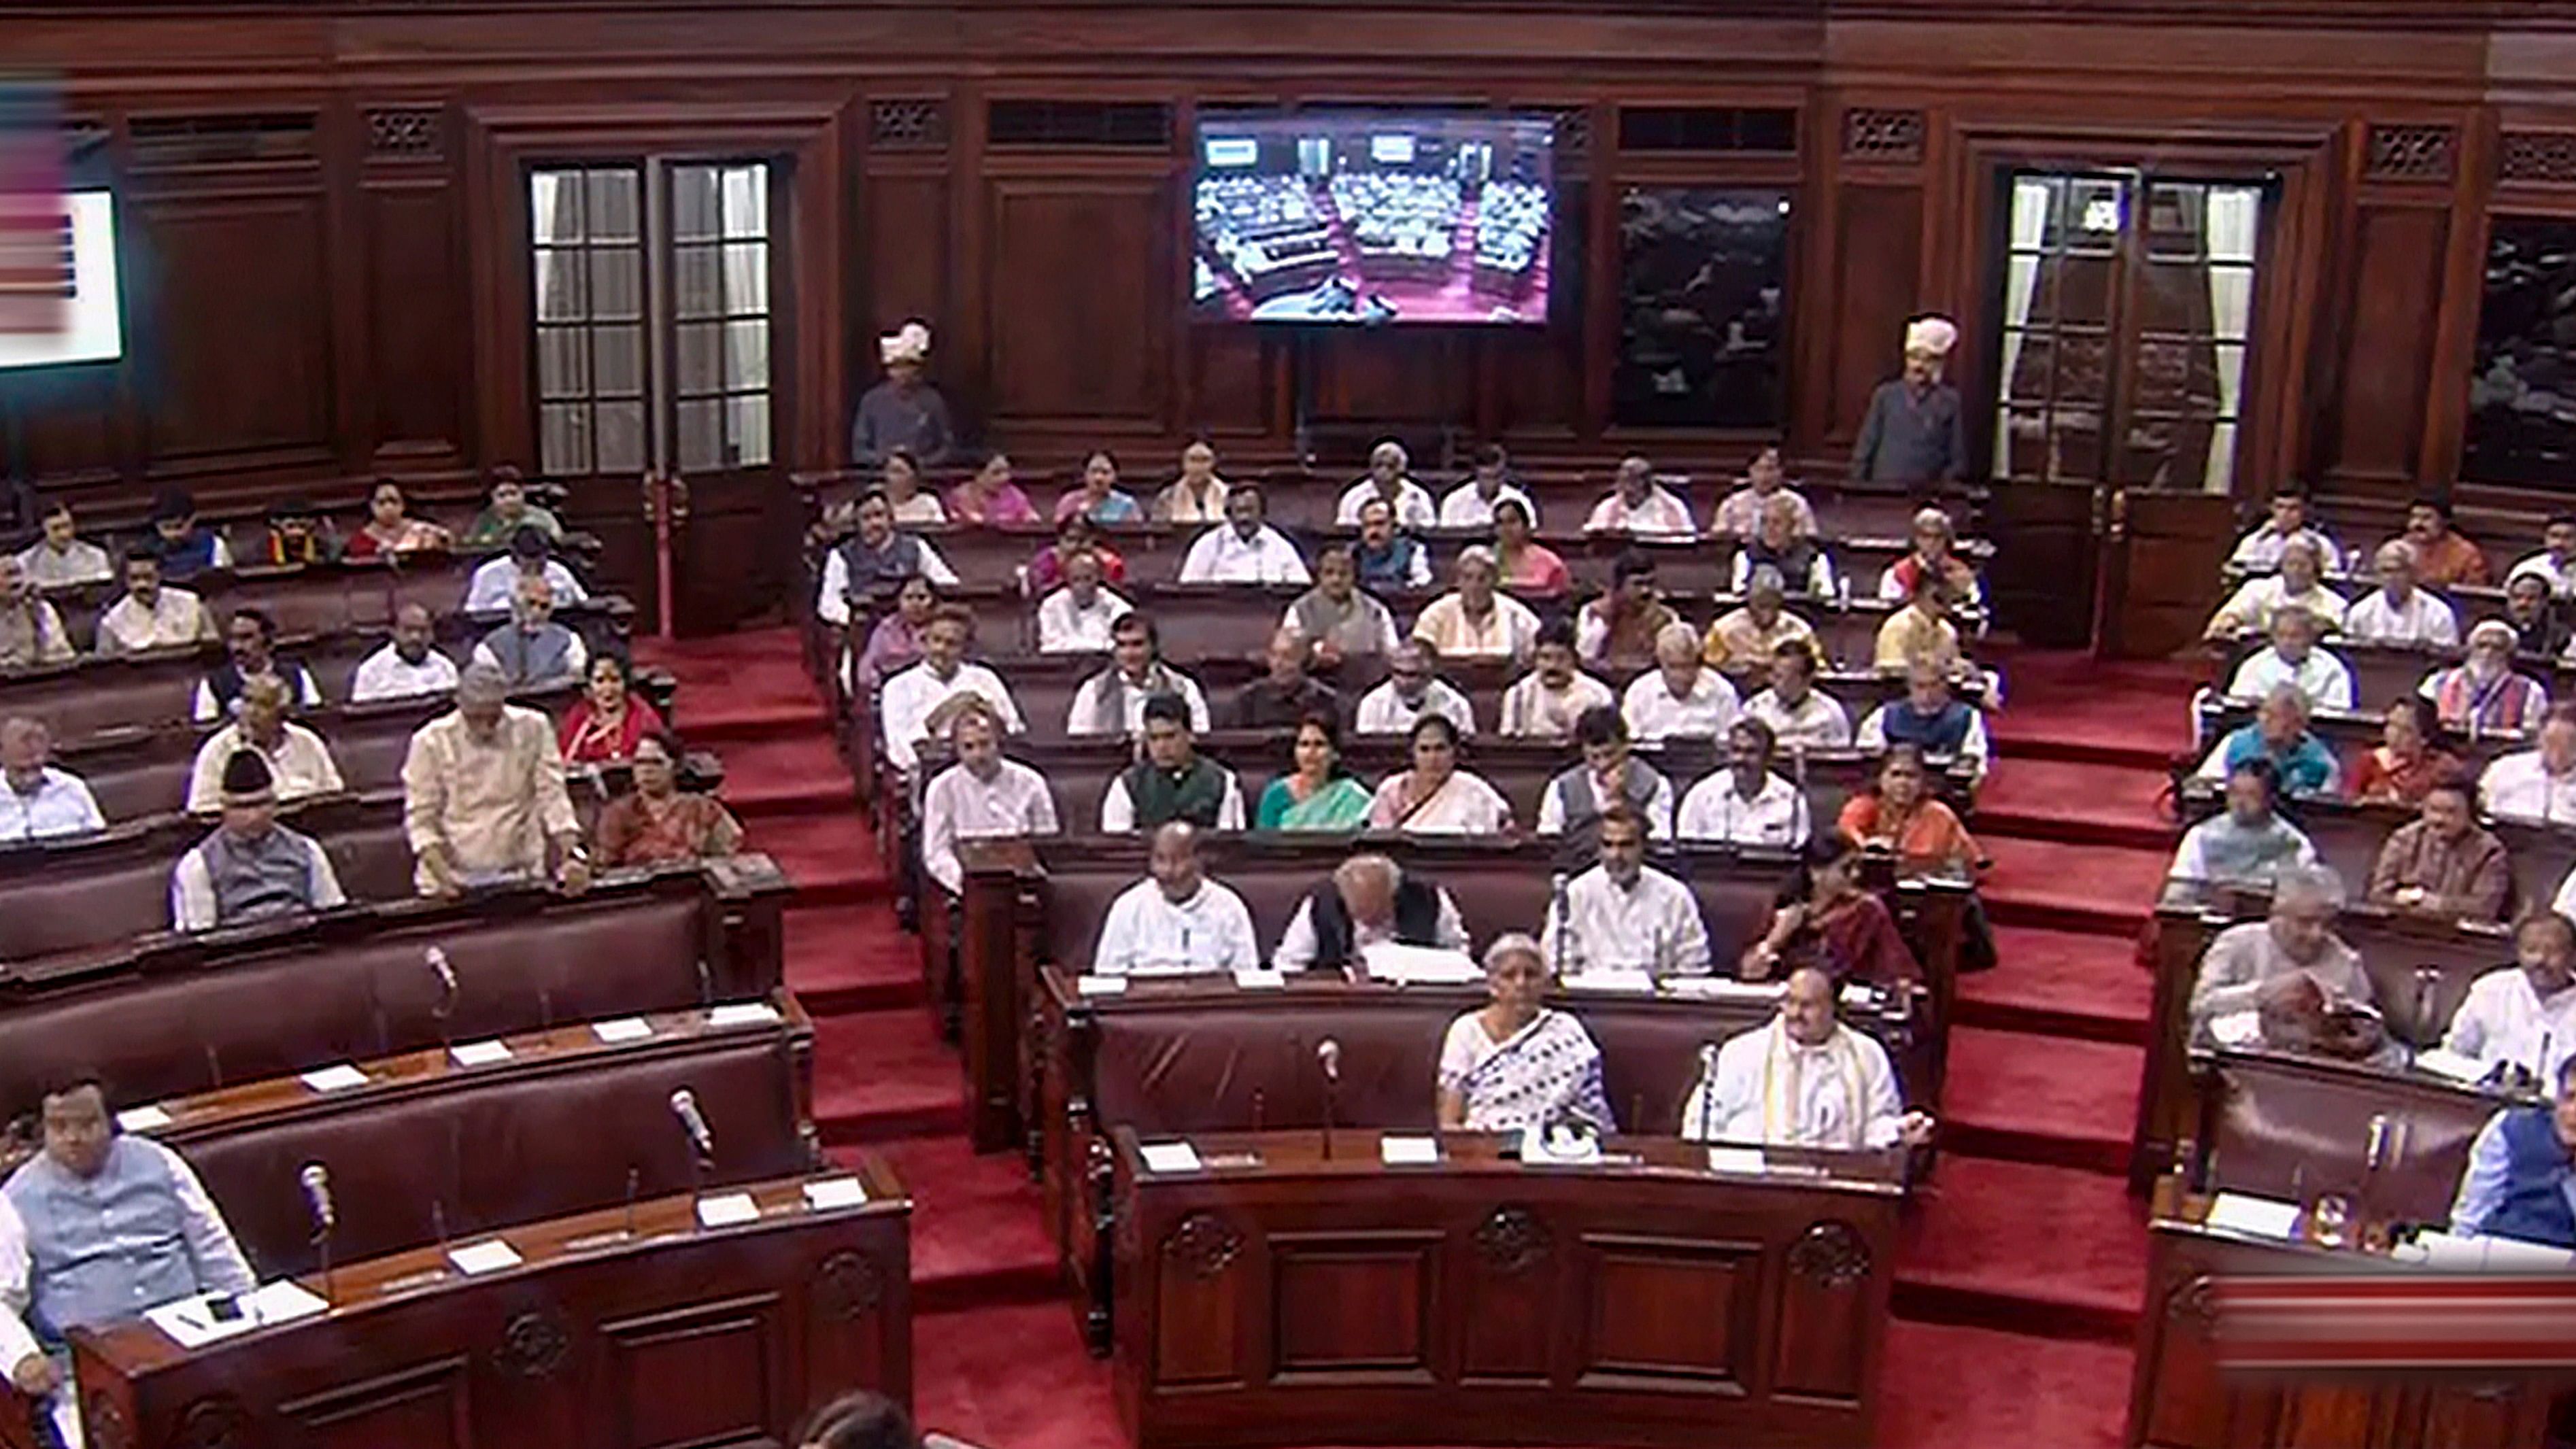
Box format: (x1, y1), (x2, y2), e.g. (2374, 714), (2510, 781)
(0, 190), (122, 370)
(1191, 112), (1555, 325)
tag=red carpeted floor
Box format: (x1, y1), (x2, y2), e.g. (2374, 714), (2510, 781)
(636, 628), (2188, 1448)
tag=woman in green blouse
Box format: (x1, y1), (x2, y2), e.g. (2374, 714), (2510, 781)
(1255, 711), (1372, 832)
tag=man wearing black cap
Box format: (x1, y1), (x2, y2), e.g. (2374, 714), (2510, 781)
(169, 750), (345, 932)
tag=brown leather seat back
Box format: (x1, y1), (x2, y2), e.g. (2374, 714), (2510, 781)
(0, 892), (713, 1107)
(2340, 920), (2509, 1047)
(2205, 1050), (2494, 1224)
(175, 1025), (810, 1276)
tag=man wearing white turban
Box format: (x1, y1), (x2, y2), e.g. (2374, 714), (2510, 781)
(851, 319), (957, 466)
(1850, 314), (1967, 488)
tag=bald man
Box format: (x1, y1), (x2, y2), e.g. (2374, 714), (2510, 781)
(1089, 822), (1258, 976)
(0, 718), (103, 842)
(1680, 966), (1934, 1148)
(351, 602), (461, 702)
(401, 662), (586, 897)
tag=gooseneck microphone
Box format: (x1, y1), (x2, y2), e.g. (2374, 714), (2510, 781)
(670, 1088), (716, 1165)
(1317, 1038), (1343, 1161)
(302, 1161), (339, 1302)
(427, 946), (460, 1051)
(1317, 1038), (1342, 1084)
(1693, 1042), (1721, 1141)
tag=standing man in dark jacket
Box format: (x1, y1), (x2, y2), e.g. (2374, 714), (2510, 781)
(1851, 315), (1966, 489)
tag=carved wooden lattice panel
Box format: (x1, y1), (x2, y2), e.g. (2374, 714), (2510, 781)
(366, 107), (443, 161)
(2501, 132), (2576, 186)
(1842, 109), (1924, 165)
(2365, 124), (2456, 183)
(870, 99), (947, 151)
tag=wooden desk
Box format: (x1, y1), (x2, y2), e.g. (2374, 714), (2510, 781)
(2129, 1179), (2576, 1449)
(47, 1166), (910, 1449)
(1108, 1128), (1903, 1449)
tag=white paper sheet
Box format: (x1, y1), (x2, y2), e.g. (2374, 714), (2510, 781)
(2411, 1048), (2486, 1084)
(298, 1063), (369, 1093)
(1138, 1141), (1204, 1174)
(146, 1280), (327, 1349)
(1076, 976), (1130, 996)
(1562, 969), (1655, 994)
(1359, 942), (1480, 984)
(1706, 1146), (1767, 1176)
(592, 1017), (654, 1044)
(1665, 978), (1779, 1003)
(696, 1193), (761, 1228)
(707, 1001), (783, 1028)
(449, 1040), (513, 1068)
(116, 1104), (173, 1133)
(1380, 1136), (1442, 1165)
(1232, 969), (1287, 989)
(803, 1177), (870, 1210)
(2205, 1193), (2301, 1240)
(447, 1240), (524, 1275)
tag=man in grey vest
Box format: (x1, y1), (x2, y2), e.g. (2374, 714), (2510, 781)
(1536, 705), (1675, 844)
(5, 1076), (256, 1449)
(471, 571), (588, 692)
(169, 749), (346, 932)
(1850, 315), (1967, 490)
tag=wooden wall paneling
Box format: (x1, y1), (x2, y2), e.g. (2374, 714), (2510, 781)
(2416, 114), (2495, 488)
(982, 170), (1174, 434)
(858, 92), (954, 466)
(1584, 99), (1621, 443)
(949, 83), (990, 449)
(358, 104), (469, 468)
(2320, 202), (2452, 493)
(1820, 181), (1924, 453)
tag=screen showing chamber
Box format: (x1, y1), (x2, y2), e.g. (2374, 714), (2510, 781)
(0, 189), (122, 370)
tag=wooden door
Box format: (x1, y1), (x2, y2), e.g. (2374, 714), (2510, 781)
(1986, 479), (2101, 649)
(2097, 488), (2235, 659)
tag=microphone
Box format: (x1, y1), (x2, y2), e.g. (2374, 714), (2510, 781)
(669, 1088), (716, 1165)
(1693, 1043), (1720, 1140)
(1550, 872), (1572, 976)
(427, 946), (459, 1051)
(696, 959), (715, 1012)
(301, 1163), (337, 1232)
(1317, 1038), (1342, 1161)
(1317, 1038), (1342, 1084)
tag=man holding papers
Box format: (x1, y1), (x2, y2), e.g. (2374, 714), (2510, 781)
(1090, 822), (1259, 976)
(1679, 968), (1933, 1150)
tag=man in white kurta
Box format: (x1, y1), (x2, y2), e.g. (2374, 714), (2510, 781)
(1356, 646), (1479, 738)
(1091, 822), (1259, 976)
(2222, 606), (2353, 712)
(0, 1182), (67, 1449)
(1035, 553), (1132, 654)
(1179, 488), (1309, 585)
(1539, 808), (1710, 978)
(2341, 540), (2459, 647)
(1680, 968), (1934, 1148)
(1622, 623), (1740, 745)
(401, 662), (588, 896)
(2187, 866), (2373, 1044)
(1412, 548), (1541, 664)
(2228, 493), (2341, 575)
(1583, 457), (1696, 539)
(2506, 517), (2576, 600)
(2479, 708), (2576, 825)
(2205, 536), (2342, 640)
(184, 677), (346, 815)
(1677, 719), (1812, 849)
(2443, 913), (2576, 1085)
(350, 604), (462, 703)
(1335, 442), (1438, 528)
(1739, 641), (1852, 751)
(1499, 624), (1614, 740)
(879, 611), (1024, 775)
(919, 706), (1061, 896)
(92, 553), (215, 656)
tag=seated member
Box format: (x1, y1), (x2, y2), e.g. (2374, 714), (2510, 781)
(1100, 693), (1246, 833)
(1438, 443), (1536, 529)
(1857, 662), (1991, 781)
(2165, 759), (2317, 904)
(1283, 546), (1402, 664)
(1872, 571), (1963, 675)
(1499, 619), (1614, 740)
(1276, 852), (1469, 973)
(2507, 514), (2576, 600)
(13, 502), (114, 588)
(1624, 621), (1740, 745)
(185, 676), (344, 815)
(1337, 439), (1438, 529)
(558, 653), (667, 765)
(1024, 513), (1128, 596)
(1576, 553), (1678, 668)
(2401, 496), (2490, 587)
(342, 477), (454, 560)
(2205, 535), (2342, 640)
(2422, 619), (2549, 737)
(595, 730), (745, 868)
(2367, 780), (2509, 921)
(818, 490), (960, 628)
(0, 554), (71, 669)
(2478, 702), (2576, 826)
(2229, 485), (2342, 575)
(1540, 805), (1712, 978)
(2224, 604), (2353, 713)
(0, 1142), (53, 1444)
(1876, 507), (1982, 608)
(879, 607), (1023, 776)
(1355, 643), (1477, 738)
(2186, 864), (2369, 1044)
(2347, 696), (2464, 805)
(192, 607), (324, 724)
(170, 751), (346, 931)
(1740, 836), (1920, 987)
(350, 602), (460, 702)
(2443, 912), (2576, 1085)
(1034, 547), (1132, 654)
(0, 717), (105, 842)
(1366, 713), (1512, 834)
(1090, 821), (1257, 976)
(1678, 717), (1810, 849)
(260, 496), (337, 566)
(1582, 456), (1695, 539)
(1836, 745), (1980, 874)
(1491, 496), (1571, 596)
(401, 662), (589, 897)
(460, 468), (564, 548)
(1680, 966), (1935, 1149)
(944, 450), (1039, 527)
(464, 526), (589, 613)
(1053, 449), (1142, 525)
(2194, 683), (2339, 795)
(1152, 439), (1230, 525)
(5, 1075), (256, 1446)
(2342, 539), (2458, 646)
(93, 549), (215, 656)
(853, 574), (938, 694)
(1230, 626), (1339, 730)
(2504, 573), (2569, 658)
(2450, 1055), (2576, 1249)
(146, 488), (230, 579)
(875, 449), (945, 524)
(1436, 932), (1616, 1132)
(1730, 494), (1837, 598)
(472, 573), (589, 690)
(1702, 566), (1818, 677)
(1710, 445), (1815, 539)
(1179, 483), (1308, 585)
(1742, 638), (1852, 751)
(919, 703), (1059, 895)
(1537, 706), (1675, 841)
(1254, 713), (1374, 832)
(1411, 546), (1541, 664)
(1352, 496), (1432, 592)
(1068, 613), (1210, 738)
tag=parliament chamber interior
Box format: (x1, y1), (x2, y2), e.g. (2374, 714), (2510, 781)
(3, 1), (2576, 1446)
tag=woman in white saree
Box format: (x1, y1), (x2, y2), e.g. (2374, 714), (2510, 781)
(1365, 713), (1514, 835)
(1436, 932), (1616, 1132)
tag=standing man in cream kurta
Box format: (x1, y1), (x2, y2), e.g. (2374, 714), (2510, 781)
(401, 661), (589, 897)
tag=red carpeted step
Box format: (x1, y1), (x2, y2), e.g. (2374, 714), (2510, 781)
(828, 1134), (1062, 1313)
(1957, 925), (2152, 1045)
(749, 813), (889, 905)
(715, 734), (860, 818)
(811, 1006), (968, 1144)
(1973, 757), (2177, 853)
(1939, 1025), (2141, 1176)
(1895, 1155), (2149, 1343)
(1878, 1318), (2133, 1448)
(914, 1301), (1128, 1449)
(1978, 834), (2169, 938)
(786, 903), (927, 1014)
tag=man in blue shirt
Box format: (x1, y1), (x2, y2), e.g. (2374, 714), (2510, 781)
(2452, 1055), (2576, 1249)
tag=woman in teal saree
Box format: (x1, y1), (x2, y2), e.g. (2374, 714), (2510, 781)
(1255, 711), (1372, 832)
